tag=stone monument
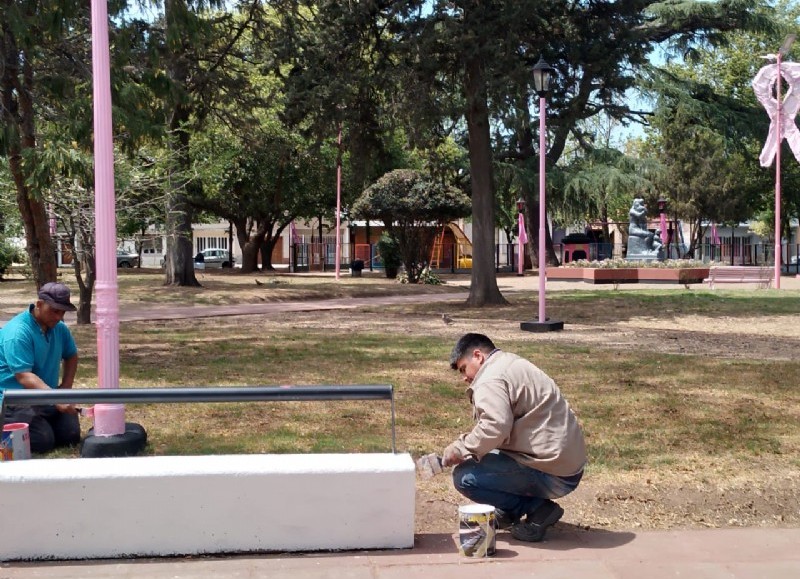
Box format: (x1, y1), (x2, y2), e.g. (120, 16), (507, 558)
(626, 198), (663, 261)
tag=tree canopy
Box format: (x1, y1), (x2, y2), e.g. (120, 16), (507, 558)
(352, 168), (471, 282)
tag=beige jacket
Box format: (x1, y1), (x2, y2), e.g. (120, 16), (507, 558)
(453, 350), (586, 477)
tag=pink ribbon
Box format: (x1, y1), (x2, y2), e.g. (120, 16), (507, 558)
(518, 212), (528, 244)
(752, 62), (800, 167)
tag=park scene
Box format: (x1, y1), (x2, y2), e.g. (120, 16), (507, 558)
(1, 0), (800, 575)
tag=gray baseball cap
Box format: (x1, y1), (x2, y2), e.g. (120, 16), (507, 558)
(38, 282), (77, 312)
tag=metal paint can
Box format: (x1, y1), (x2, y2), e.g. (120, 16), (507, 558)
(1, 422), (31, 460)
(457, 503), (496, 557)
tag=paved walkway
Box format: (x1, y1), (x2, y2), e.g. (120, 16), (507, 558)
(50, 272), (800, 325)
(3, 527), (799, 577)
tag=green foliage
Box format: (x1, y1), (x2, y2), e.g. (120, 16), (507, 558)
(397, 267), (443, 285)
(353, 169), (471, 225)
(376, 232), (402, 270)
(560, 146), (664, 230)
(0, 239), (22, 276)
(354, 169), (470, 282)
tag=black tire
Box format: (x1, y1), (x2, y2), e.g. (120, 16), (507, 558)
(80, 422), (148, 458)
(222, 261), (232, 268)
(118, 261), (132, 268)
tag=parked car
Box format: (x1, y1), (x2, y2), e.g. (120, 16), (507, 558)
(116, 249), (139, 268)
(194, 248), (235, 269)
(781, 256), (799, 274)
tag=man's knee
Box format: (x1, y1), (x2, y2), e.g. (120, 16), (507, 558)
(452, 461), (480, 492)
(52, 413), (81, 448)
(28, 420), (56, 454)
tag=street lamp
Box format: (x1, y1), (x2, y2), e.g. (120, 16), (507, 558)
(335, 125), (343, 280)
(343, 207), (356, 265)
(522, 56), (563, 332)
(86, 0), (146, 456)
(773, 34), (794, 288)
(657, 197), (668, 258)
(516, 196), (526, 276)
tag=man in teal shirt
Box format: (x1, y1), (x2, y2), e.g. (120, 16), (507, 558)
(1, 282), (80, 453)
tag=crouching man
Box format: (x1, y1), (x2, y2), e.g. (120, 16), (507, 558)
(444, 333), (586, 542)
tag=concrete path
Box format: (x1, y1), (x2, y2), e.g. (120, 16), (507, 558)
(63, 272), (800, 324)
(3, 527), (799, 577)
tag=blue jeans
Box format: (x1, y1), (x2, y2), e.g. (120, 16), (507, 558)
(452, 451), (582, 520)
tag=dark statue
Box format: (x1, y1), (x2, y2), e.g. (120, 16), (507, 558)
(626, 198), (663, 261)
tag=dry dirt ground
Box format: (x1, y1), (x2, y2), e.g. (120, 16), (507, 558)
(2, 273), (799, 536)
(261, 304), (800, 536)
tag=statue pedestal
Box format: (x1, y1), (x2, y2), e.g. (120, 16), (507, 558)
(626, 252), (661, 262)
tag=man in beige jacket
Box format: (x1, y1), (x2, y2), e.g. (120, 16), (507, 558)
(444, 333), (586, 542)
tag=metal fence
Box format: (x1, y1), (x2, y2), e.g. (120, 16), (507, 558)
(289, 241), (800, 273)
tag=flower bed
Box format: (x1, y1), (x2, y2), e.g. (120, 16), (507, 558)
(550, 260), (710, 284)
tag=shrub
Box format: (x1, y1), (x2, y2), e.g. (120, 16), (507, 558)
(397, 267), (443, 285)
(0, 240), (22, 279)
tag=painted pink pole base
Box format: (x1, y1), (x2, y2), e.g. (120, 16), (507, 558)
(82, 404), (126, 437)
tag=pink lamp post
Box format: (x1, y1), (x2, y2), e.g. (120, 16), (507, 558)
(753, 35), (796, 289)
(84, 0), (146, 456)
(516, 197), (526, 276)
(771, 35), (796, 289)
(521, 56), (563, 333)
(335, 126), (343, 280)
(657, 198), (668, 257)
(773, 47), (784, 288)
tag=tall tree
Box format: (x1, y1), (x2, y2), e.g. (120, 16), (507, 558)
(142, 0), (269, 285)
(191, 119), (335, 272)
(0, 0), (87, 287)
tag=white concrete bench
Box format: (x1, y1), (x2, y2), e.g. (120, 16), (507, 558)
(0, 452), (415, 560)
(704, 265), (773, 289)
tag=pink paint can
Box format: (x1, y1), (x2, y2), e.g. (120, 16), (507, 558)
(1, 422), (31, 460)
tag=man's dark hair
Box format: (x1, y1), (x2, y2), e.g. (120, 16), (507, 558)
(449, 333), (496, 369)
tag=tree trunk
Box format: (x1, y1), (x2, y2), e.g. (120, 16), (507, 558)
(164, 187), (200, 286)
(259, 222), (290, 271)
(259, 239), (273, 271)
(2, 39), (57, 288)
(163, 0), (200, 288)
(241, 221), (268, 273)
(72, 246), (95, 325)
(463, 54), (507, 306)
(241, 240), (262, 273)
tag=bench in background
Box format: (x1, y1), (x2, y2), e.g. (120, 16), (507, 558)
(704, 266), (773, 289)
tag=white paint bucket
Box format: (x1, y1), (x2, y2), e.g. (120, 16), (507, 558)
(457, 503), (496, 557)
(1, 422), (31, 460)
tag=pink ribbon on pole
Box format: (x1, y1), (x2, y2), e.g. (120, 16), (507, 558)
(752, 62), (800, 167)
(518, 212), (528, 244)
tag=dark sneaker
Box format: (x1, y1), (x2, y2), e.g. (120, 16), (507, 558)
(494, 508), (519, 530)
(510, 500), (564, 542)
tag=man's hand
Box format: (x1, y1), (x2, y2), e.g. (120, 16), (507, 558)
(442, 443), (465, 467)
(55, 404), (78, 415)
